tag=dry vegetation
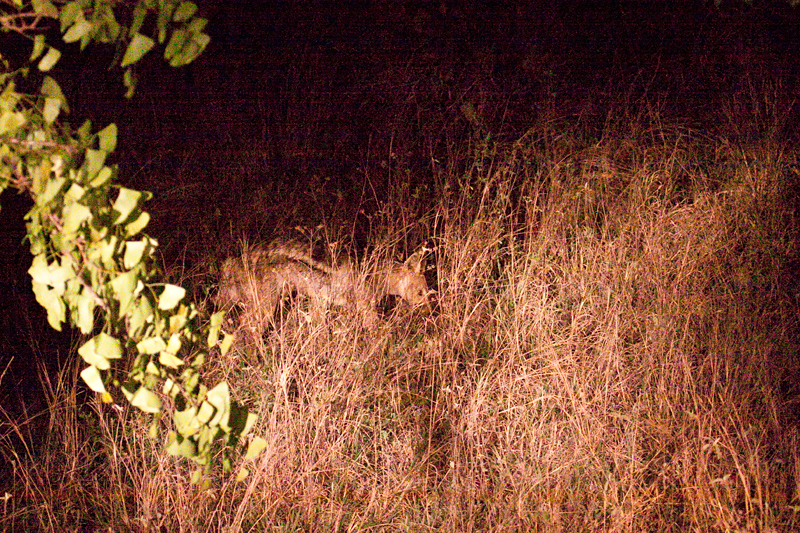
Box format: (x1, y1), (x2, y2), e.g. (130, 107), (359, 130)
(2, 5), (800, 532)
(3, 117), (799, 531)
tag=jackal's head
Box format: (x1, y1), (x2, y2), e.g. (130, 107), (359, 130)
(385, 248), (432, 309)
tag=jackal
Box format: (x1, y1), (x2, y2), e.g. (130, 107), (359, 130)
(214, 241), (431, 335)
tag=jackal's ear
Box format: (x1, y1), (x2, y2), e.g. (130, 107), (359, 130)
(404, 248), (428, 273)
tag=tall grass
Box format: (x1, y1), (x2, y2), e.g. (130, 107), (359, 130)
(2, 109), (797, 531)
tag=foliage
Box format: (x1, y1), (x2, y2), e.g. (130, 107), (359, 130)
(0, 0), (260, 477)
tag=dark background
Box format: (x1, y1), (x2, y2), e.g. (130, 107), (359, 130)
(2, 0), (799, 418)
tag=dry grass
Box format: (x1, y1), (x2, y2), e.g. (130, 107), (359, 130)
(2, 115), (798, 532)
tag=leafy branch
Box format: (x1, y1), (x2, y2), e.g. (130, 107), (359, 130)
(0, 0), (264, 480)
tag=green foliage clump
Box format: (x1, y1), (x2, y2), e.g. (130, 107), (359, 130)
(0, 0), (261, 477)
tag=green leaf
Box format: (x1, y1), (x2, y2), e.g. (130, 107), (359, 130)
(207, 312), (223, 347)
(123, 239), (147, 269)
(166, 432), (197, 458)
(77, 119), (92, 141)
(64, 182), (85, 203)
(25, 212), (45, 254)
(245, 437), (267, 460)
(145, 360), (162, 378)
(80, 365), (107, 393)
(31, 280), (65, 330)
(43, 97), (61, 123)
(35, 174), (65, 206)
(166, 332), (181, 353)
(130, 386), (162, 413)
(89, 166), (114, 189)
(235, 467), (249, 482)
(41, 75), (62, 98)
(93, 4), (121, 43)
(28, 163), (51, 197)
(82, 149), (107, 182)
(210, 310), (225, 328)
(158, 284), (185, 310)
(97, 123), (117, 152)
(60, 1), (82, 31)
(62, 201), (91, 234)
(0, 110), (26, 134)
(220, 332), (234, 356)
(130, 1), (148, 35)
(52, 228), (77, 254)
(137, 335), (166, 354)
(174, 406), (200, 436)
(174, 32), (209, 67)
(174, 2), (198, 22)
(164, 28), (188, 63)
(36, 174), (66, 206)
(128, 294), (153, 337)
(52, 258), (74, 291)
(183, 369), (200, 394)
(188, 16), (208, 34)
(121, 33), (155, 68)
(148, 419), (159, 439)
(157, 2), (175, 43)
(196, 400), (214, 426)
(74, 289), (96, 334)
(41, 76), (68, 113)
(112, 187), (144, 224)
(30, 35), (46, 61)
(205, 382), (230, 429)
(241, 411), (258, 437)
(63, 19), (93, 43)
(162, 378), (178, 397)
(123, 67), (137, 98)
(86, 235), (118, 269)
(32, 0), (58, 17)
(159, 350), (185, 369)
(196, 426), (214, 457)
(110, 269), (138, 315)
(0, 82), (18, 112)
(78, 332), (123, 370)
(125, 211), (150, 237)
(168, 304), (189, 333)
(28, 253), (73, 295)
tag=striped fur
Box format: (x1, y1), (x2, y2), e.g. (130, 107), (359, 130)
(214, 241), (431, 334)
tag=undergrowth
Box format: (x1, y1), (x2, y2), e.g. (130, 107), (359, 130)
(2, 111), (798, 531)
